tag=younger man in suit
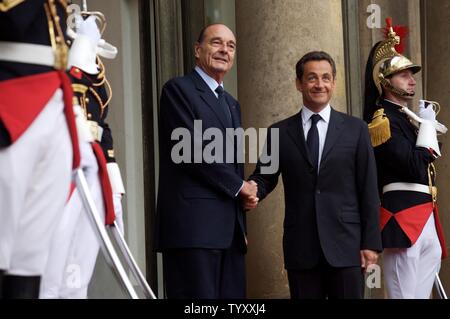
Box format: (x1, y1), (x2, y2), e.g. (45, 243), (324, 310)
(249, 51), (382, 299)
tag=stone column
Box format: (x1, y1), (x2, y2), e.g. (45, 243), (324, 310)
(236, 0), (346, 298)
(425, 0), (450, 295)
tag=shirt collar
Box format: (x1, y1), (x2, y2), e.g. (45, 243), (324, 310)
(195, 66), (223, 93)
(301, 104), (331, 125)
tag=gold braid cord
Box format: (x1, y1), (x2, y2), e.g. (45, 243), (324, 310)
(0, 0), (25, 12)
(71, 74), (111, 119)
(91, 57), (112, 117)
(428, 163), (438, 207)
(44, 0), (68, 70)
(72, 83), (89, 117)
(368, 108), (391, 147)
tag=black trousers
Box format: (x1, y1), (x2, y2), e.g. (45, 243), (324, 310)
(287, 253), (364, 299)
(162, 224), (246, 299)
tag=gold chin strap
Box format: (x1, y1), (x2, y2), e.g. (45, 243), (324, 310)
(43, 0), (68, 70)
(380, 77), (415, 99)
(428, 163), (438, 207)
(0, 0), (25, 12)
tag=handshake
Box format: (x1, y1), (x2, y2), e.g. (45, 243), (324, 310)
(239, 180), (259, 211)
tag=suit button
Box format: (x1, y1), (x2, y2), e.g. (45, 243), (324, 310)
(316, 190), (321, 194)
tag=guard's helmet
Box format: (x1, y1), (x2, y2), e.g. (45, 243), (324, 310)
(363, 18), (421, 122)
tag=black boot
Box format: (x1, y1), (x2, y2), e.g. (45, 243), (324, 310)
(0, 269), (4, 299)
(2, 275), (41, 299)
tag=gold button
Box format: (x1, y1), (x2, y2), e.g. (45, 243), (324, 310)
(87, 113), (92, 119)
(85, 97), (89, 103)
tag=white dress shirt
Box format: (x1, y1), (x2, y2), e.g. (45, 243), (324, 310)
(195, 66), (223, 97)
(301, 104), (331, 171)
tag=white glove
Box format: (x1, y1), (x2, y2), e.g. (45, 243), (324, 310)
(113, 193), (124, 235)
(75, 15), (101, 46)
(419, 100), (436, 121)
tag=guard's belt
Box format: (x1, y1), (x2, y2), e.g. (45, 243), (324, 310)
(383, 182), (431, 195)
(0, 41), (54, 66)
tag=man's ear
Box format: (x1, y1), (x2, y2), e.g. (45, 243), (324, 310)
(194, 42), (201, 59)
(295, 78), (303, 92)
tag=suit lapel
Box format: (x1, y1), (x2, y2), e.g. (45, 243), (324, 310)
(287, 111), (313, 166)
(226, 94), (241, 128)
(320, 108), (345, 165)
(189, 71), (228, 130)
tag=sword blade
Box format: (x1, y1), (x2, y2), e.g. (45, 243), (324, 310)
(434, 273), (448, 299)
(75, 169), (139, 299)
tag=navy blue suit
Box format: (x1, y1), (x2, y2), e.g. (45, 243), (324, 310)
(155, 70), (246, 298)
(249, 109), (382, 298)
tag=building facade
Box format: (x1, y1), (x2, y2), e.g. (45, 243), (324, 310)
(80, 0), (449, 299)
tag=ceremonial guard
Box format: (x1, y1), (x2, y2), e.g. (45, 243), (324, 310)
(363, 18), (447, 298)
(40, 12), (125, 299)
(0, 0), (79, 298)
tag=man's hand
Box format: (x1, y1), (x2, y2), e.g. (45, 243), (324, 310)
(360, 249), (378, 273)
(239, 180), (259, 211)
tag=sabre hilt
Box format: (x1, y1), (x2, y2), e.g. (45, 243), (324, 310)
(401, 106), (448, 134)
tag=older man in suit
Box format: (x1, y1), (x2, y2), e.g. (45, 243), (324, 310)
(249, 51), (382, 299)
(155, 23), (257, 299)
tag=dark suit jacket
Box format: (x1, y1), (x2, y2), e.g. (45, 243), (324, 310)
(155, 70), (245, 251)
(374, 99), (436, 248)
(250, 108), (382, 270)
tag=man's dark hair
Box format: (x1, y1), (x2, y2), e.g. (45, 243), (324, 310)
(197, 23), (225, 43)
(295, 51), (337, 80)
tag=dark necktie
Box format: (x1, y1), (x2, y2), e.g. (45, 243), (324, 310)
(307, 114), (321, 172)
(215, 86), (233, 127)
